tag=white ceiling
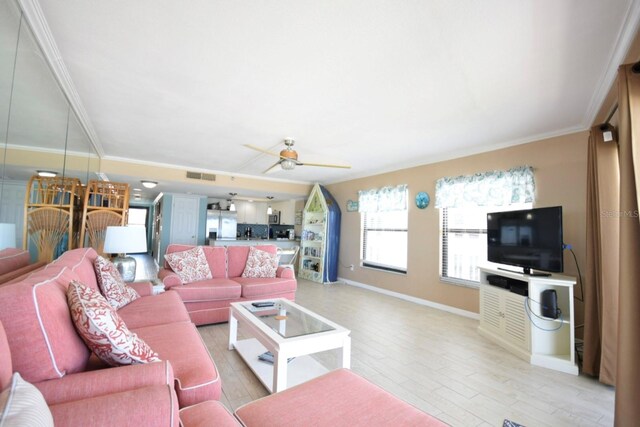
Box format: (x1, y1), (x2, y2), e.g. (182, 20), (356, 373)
(24, 0), (640, 188)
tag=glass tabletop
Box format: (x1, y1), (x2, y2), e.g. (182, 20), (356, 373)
(241, 300), (335, 338)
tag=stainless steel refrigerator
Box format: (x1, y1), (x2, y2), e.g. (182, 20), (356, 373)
(206, 210), (237, 243)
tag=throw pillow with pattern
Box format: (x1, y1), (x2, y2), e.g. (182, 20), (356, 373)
(164, 246), (212, 283)
(67, 280), (160, 366)
(242, 246), (279, 278)
(94, 255), (139, 309)
(0, 372), (54, 427)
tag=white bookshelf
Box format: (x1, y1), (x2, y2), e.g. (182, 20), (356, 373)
(478, 265), (578, 375)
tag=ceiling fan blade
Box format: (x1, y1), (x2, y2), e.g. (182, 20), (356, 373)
(262, 161), (282, 174)
(244, 144), (281, 158)
(298, 161), (351, 169)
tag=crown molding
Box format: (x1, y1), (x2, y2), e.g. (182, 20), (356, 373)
(17, 0), (104, 157)
(583, 0), (640, 127)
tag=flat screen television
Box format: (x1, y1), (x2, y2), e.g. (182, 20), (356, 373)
(487, 206), (563, 275)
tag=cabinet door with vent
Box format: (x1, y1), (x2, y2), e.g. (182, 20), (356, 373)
(503, 291), (530, 352)
(479, 284), (502, 335)
(479, 284), (530, 353)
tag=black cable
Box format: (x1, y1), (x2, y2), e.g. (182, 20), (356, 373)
(569, 248), (584, 302)
(525, 296), (560, 321)
(524, 297), (564, 331)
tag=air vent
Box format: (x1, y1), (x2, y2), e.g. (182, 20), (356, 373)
(186, 171), (216, 182)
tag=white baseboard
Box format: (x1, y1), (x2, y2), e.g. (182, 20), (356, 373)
(337, 277), (480, 320)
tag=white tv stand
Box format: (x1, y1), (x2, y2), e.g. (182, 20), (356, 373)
(478, 265), (578, 375)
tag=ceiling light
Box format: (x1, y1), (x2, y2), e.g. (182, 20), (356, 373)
(37, 170), (57, 177)
(132, 188), (142, 192)
(281, 159), (296, 170)
(229, 193), (237, 212)
(141, 180), (157, 189)
(95, 172), (110, 181)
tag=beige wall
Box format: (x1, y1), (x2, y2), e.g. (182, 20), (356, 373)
(327, 131), (588, 317)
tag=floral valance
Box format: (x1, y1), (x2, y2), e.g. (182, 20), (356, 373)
(358, 184), (407, 213)
(435, 166), (535, 208)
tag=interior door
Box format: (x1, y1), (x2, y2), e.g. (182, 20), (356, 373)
(170, 196), (199, 245)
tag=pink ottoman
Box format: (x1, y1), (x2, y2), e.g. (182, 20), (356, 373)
(180, 401), (240, 426)
(235, 369), (447, 427)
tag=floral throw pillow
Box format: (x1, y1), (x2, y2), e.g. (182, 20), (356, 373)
(67, 280), (161, 366)
(242, 246), (279, 278)
(164, 246), (212, 283)
(94, 255), (139, 309)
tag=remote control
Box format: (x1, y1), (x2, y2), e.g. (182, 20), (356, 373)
(252, 301), (275, 308)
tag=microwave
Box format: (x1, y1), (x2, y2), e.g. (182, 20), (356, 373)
(268, 213), (280, 224)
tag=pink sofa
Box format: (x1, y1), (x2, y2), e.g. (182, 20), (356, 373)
(158, 244), (297, 325)
(0, 319), (240, 426)
(0, 248), (221, 411)
(0, 248), (46, 285)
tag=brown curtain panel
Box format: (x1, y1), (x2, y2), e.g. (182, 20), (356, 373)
(615, 63), (640, 426)
(583, 126), (619, 385)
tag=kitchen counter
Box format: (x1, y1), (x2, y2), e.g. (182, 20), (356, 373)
(210, 239), (299, 248)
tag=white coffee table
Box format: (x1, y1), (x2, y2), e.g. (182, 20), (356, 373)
(228, 298), (351, 393)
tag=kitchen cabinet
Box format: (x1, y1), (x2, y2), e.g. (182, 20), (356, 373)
(272, 200), (296, 225)
(235, 201), (267, 224)
(255, 202), (268, 224)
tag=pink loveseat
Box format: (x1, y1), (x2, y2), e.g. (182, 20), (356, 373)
(0, 247), (223, 414)
(158, 244), (297, 325)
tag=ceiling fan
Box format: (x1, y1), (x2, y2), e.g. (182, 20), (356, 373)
(245, 138), (351, 173)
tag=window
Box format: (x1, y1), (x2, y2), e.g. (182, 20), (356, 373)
(440, 203), (531, 286)
(361, 209), (408, 274)
(127, 208), (148, 227)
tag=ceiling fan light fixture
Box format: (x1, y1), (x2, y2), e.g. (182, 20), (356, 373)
(141, 180), (157, 189)
(281, 159), (296, 170)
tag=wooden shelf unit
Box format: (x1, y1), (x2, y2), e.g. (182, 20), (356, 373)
(23, 175), (84, 262)
(80, 180), (130, 255)
(298, 184), (341, 284)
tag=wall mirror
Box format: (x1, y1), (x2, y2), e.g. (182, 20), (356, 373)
(0, 0), (99, 251)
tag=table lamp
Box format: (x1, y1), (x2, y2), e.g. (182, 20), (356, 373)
(103, 226), (147, 282)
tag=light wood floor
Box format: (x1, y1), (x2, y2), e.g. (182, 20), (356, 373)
(135, 255), (613, 426)
(197, 278), (614, 427)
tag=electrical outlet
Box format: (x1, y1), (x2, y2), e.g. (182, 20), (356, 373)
(349, 264), (354, 271)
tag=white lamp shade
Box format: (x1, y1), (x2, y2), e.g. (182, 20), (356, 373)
(0, 223), (16, 250)
(103, 226), (147, 254)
